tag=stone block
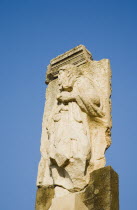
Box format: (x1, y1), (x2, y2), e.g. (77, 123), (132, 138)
(80, 166), (119, 210)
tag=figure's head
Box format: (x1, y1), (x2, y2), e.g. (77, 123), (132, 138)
(58, 64), (82, 91)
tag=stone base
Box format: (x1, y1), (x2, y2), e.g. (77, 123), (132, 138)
(35, 166), (119, 210)
(81, 166), (119, 210)
(49, 194), (88, 210)
(35, 187), (54, 210)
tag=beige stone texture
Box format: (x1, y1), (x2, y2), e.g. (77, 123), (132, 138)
(37, 45), (112, 198)
(49, 193), (88, 210)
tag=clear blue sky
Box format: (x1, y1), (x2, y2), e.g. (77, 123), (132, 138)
(0, 0), (137, 209)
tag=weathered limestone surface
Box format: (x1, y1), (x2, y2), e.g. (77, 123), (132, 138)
(46, 45), (92, 84)
(35, 45), (118, 209)
(36, 166), (119, 210)
(80, 166), (119, 210)
(36, 187), (54, 210)
(49, 194), (88, 210)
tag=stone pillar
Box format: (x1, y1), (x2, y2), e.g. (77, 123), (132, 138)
(35, 45), (119, 209)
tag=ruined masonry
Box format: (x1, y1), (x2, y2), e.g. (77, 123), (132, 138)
(36, 45), (119, 210)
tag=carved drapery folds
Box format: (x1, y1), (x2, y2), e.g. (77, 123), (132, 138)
(37, 45), (112, 197)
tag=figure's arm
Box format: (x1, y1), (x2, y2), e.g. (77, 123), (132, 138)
(57, 91), (76, 103)
(76, 77), (105, 118)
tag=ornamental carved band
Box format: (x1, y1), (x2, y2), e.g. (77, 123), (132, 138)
(36, 45), (115, 210)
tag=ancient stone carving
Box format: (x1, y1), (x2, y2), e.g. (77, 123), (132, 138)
(37, 45), (112, 199)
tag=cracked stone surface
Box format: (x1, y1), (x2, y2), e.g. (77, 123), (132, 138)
(36, 45), (116, 209)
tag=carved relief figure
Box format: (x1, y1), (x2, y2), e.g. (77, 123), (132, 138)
(37, 64), (105, 192)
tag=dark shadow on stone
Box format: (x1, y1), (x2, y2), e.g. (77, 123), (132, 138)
(35, 186), (55, 210)
(80, 166), (119, 210)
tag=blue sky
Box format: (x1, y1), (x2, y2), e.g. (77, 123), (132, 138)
(0, 0), (137, 209)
